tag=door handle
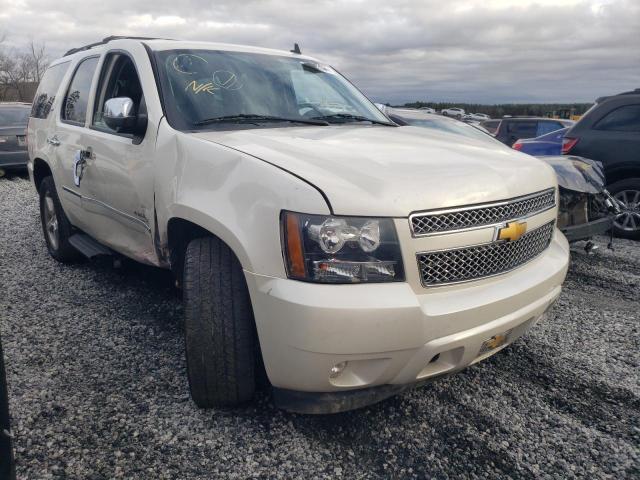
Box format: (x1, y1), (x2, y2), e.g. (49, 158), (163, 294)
(46, 135), (60, 146)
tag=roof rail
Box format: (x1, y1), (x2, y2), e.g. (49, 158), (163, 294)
(63, 36), (171, 57)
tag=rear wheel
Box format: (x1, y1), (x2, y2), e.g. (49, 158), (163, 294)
(183, 237), (256, 408)
(609, 178), (640, 240)
(39, 176), (79, 262)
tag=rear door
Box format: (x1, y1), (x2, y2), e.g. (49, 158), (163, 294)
(51, 55), (101, 230)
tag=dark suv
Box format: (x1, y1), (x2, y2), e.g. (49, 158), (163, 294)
(563, 89), (640, 239)
(482, 117), (573, 147)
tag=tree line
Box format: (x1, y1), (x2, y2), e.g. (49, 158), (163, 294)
(399, 101), (594, 118)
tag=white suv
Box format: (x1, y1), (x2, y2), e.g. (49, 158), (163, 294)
(28, 37), (569, 413)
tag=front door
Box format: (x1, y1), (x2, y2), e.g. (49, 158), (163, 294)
(79, 51), (158, 264)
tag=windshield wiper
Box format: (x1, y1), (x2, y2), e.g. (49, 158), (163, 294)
(194, 114), (328, 126)
(310, 113), (396, 126)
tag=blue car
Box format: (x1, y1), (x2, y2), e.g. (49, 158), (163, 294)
(512, 127), (568, 156)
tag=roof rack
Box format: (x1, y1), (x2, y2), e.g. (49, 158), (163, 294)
(63, 36), (171, 57)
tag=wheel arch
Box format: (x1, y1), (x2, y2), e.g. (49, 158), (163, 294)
(166, 211), (252, 285)
(606, 167), (640, 186)
(32, 157), (53, 193)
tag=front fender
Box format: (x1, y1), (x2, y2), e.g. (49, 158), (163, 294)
(154, 122), (331, 277)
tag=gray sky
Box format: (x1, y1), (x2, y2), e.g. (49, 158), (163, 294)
(1, 0), (638, 104)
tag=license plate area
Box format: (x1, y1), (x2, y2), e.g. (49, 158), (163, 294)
(479, 329), (512, 355)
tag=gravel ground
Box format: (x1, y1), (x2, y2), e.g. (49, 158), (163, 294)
(1, 173), (638, 479)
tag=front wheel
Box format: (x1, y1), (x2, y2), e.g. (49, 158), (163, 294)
(183, 237), (257, 408)
(609, 178), (640, 240)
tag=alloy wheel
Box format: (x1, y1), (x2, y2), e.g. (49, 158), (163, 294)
(613, 189), (640, 232)
(43, 193), (60, 250)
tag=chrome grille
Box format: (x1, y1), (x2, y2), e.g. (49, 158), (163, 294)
(417, 222), (554, 286)
(410, 189), (556, 236)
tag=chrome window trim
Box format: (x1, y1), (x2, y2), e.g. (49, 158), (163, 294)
(408, 188), (556, 237)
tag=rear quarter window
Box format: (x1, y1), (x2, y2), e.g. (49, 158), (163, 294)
(31, 62), (70, 119)
(595, 104), (640, 132)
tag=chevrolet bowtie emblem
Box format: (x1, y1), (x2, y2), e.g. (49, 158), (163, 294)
(497, 221), (527, 242)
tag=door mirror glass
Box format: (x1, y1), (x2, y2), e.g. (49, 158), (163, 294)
(103, 97), (138, 133)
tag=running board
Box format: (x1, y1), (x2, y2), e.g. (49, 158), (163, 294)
(68, 234), (113, 259)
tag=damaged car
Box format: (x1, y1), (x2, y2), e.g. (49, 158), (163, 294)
(541, 156), (618, 249)
(385, 107), (619, 247)
(29, 37), (570, 414)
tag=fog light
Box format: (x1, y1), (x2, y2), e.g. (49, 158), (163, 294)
(329, 361), (348, 379)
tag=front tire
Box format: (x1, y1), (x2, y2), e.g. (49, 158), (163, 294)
(39, 176), (79, 262)
(183, 237), (256, 408)
(609, 178), (640, 240)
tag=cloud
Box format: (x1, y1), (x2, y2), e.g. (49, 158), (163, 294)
(1, 0), (638, 103)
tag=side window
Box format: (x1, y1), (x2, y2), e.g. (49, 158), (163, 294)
(507, 121), (537, 138)
(30, 62), (70, 119)
(92, 53), (145, 133)
(536, 121), (563, 136)
(595, 104), (640, 132)
(62, 57), (99, 125)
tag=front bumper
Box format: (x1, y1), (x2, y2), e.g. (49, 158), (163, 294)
(245, 231), (569, 413)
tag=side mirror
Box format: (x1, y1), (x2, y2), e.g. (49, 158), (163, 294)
(103, 97), (147, 135)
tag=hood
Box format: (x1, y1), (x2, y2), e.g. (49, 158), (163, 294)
(191, 125), (557, 217)
(539, 156), (605, 194)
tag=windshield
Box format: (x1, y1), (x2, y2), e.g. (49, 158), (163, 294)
(0, 106), (30, 126)
(154, 49), (390, 130)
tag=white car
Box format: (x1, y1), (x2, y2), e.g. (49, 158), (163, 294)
(27, 37), (569, 413)
(464, 113), (491, 122)
(418, 107), (435, 113)
(441, 107), (465, 118)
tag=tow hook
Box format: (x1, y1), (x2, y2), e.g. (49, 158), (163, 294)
(584, 241), (599, 254)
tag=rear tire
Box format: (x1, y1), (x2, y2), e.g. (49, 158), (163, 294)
(39, 176), (79, 262)
(609, 178), (640, 240)
(183, 237), (256, 408)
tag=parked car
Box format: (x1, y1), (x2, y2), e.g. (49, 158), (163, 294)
(440, 107), (465, 118)
(483, 117), (574, 147)
(0, 102), (31, 173)
(512, 127), (568, 156)
(463, 112), (490, 122)
(28, 36), (568, 414)
(0, 332), (15, 480)
(418, 106), (435, 113)
(388, 108), (617, 244)
(385, 107), (500, 144)
(562, 89), (640, 239)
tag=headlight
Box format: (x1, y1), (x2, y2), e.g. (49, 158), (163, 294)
(281, 211), (405, 283)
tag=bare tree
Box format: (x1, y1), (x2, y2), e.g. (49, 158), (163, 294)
(0, 39), (49, 101)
